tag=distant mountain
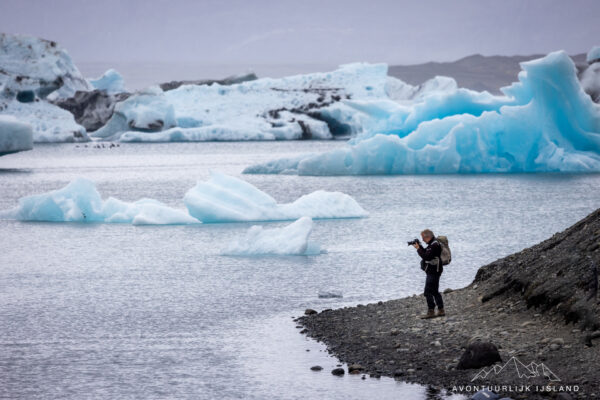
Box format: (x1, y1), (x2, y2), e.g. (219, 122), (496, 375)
(389, 53), (587, 94)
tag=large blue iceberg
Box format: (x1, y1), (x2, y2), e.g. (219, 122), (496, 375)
(1, 173), (367, 224)
(244, 51), (600, 175)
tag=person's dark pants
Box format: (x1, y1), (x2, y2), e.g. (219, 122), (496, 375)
(424, 272), (444, 310)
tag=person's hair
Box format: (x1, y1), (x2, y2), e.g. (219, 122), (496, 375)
(421, 229), (434, 238)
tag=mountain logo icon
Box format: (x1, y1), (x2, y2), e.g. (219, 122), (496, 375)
(471, 357), (560, 382)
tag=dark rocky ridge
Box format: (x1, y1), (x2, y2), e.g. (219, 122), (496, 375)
(298, 209), (600, 399)
(159, 72), (258, 91)
(476, 209), (600, 330)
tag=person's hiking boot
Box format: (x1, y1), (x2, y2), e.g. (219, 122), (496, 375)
(420, 309), (436, 319)
(436, 308), (446, 317)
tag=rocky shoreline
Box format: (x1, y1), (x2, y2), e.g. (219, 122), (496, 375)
(298, 209), (600, 399)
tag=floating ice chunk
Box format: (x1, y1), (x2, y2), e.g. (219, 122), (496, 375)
(0, 115), (33, 156)
(101, 198), (198, 225)
(222, 217), (321, 256)
(245, 51), (600, 175)
(4, 178), (198, 225)
(318, 290), (343, 298)
(89, 69), (127, 94)
(91, 86), (176, 140)
(183, 172), (368, 222)
(3, 173), (367, 224)
(587, 46), (600, 64)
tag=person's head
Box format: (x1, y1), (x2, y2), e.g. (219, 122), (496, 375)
(421, 229), (434, 243)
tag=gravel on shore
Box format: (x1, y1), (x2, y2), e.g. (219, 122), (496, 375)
(298, 209), (600, 399)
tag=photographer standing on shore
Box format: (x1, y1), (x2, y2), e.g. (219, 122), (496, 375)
(411, 229), (445, 319)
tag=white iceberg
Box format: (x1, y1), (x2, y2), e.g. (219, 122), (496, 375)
(183, 171), (368, 222)
(90, 63), (460, 142)
(2, 178), (198, 225)
(2, 100), (88, 142)
(0, 115), (33, 155)
(0, 33), (91, 100)
(0, 34), (89, 142)
(0, 33), (460, 144)
(91, 86), (176, 140)
(222, 217), (321, 256)
(245, 51), (600, 175)
(2, 173), (367, 225)
(89, 69), (127, 94)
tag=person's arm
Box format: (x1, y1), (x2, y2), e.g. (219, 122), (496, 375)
(417, 242), (440, 261)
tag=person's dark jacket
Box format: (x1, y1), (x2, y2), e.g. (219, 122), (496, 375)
(417, 237), (443, 274)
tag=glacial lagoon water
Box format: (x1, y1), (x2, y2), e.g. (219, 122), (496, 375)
(1, 141), (599, 399)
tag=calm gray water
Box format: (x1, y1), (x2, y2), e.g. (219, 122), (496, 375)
(1, 141), (599, 400)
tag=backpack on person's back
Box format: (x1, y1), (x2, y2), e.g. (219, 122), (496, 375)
(436, 235), (452, 266)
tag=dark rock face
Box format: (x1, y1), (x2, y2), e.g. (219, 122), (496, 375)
(159, 72), (258, 92)
(456, 342), (502, 370)
(476, 208), (600, 330)
(53, 90), (130, 132)
(304, 309), (317, 315)
(331, 367), (345, 376)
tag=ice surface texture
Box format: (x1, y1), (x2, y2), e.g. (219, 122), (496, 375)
(587, 46), (600, 64)
(183, 171), (367, 222)
(89, 69), (127, 94)
(90, 63), (455, 142)
(2, 178), (197, 225)
(2, 173), (367, 224)
(0, 34), (90, 142)
(2, 100), (88, 142)
(0, 115), (33, 155)
(245, 51), (600, 175)
(0, 33), (91, 99)
(92, 87), (176, 140)
(222, 217), (322, 256)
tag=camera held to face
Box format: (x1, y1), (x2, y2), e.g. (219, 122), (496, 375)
(407, 238), (420, 246)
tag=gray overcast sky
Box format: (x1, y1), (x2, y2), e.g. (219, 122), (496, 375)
(1, 0), (599, 66)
